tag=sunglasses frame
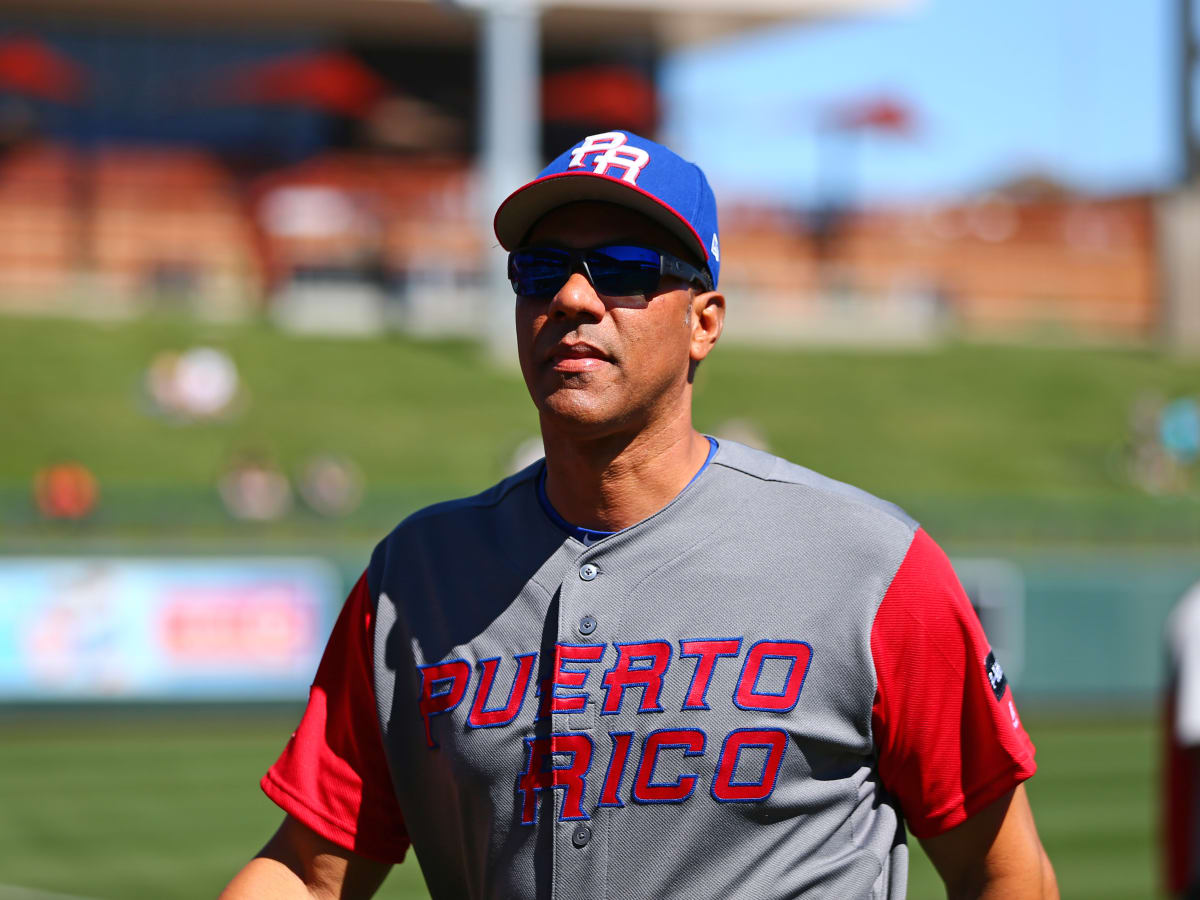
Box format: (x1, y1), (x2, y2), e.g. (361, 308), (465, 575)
(508, 243), (714, 300)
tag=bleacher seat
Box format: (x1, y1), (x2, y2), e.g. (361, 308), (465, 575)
(89, 148), (262, 316)
(0, 142), (81, 308)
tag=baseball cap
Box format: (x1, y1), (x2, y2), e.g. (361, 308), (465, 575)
(494, 130), (721, 288)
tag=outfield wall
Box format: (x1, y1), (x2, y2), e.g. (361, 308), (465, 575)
(0, 548), (1195, 707)
(984, 548), (1200, 703)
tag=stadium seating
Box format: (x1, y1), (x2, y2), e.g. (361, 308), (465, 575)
(249, 153), (480, 283)
(719, 194), (1156, 342)
(0, 140), (1160, 341)
(90, 148), (262, 317)
(0, 142), (81, 307)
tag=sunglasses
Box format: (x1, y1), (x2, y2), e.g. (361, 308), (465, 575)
(507, 244), (713, 301)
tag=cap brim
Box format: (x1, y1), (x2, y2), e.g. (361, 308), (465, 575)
(494, 171), (707, 267)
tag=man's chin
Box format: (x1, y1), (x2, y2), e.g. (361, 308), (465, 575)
(535, 393), (632, 439)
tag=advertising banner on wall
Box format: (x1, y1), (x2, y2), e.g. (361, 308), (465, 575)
(0, 557), (340, 701)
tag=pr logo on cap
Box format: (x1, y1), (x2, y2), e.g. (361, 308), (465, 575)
(567, 132), (650, 184)
(494, 129), (721, 287)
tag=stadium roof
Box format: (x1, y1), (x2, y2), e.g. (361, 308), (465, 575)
(16, 0), (914, 45)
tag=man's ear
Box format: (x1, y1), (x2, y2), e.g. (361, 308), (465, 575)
(689, 290), (725, 364)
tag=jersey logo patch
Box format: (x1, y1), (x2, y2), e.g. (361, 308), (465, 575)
(984, 649), (1008, 701)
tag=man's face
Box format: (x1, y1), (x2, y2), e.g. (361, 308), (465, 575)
(514, 201), (712, 440)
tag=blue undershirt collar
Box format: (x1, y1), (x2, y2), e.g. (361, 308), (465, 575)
(537, 436), (719, 546)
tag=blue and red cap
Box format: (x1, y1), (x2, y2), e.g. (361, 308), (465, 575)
(494, 130), (721, 288)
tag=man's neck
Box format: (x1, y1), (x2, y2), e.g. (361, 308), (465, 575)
(540, 414), (712, 533)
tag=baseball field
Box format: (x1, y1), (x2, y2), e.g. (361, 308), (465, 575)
(0, 710), (1157, 899)
(0, 315), (1192, 898)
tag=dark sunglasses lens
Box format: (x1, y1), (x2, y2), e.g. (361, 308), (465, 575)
(587, 246), (661, 297)
(509, 249), (570, 298)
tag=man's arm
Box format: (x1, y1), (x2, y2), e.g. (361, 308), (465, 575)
(220, 815), (392, 900)
(919, 784), (1058, 900)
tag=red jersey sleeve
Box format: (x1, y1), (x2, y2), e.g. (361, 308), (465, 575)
(261, 572), (410, 863)
(870, 528), (1037, 839)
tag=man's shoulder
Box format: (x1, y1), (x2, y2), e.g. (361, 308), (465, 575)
(364, 460), (550, 590)
(399, 461), (543, 530)
(711, 439), (918, 533)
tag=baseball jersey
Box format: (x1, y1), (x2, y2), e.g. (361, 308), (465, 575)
(263, 439), (1036, 899)
(1164, 581), (1200, 894)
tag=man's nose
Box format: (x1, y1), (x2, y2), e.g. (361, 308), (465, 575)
(549, 272), (606, 321)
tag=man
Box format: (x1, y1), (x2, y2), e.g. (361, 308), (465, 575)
(222, 131), (1057, 899)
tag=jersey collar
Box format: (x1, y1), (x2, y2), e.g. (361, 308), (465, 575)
(536, 436), (719, 545)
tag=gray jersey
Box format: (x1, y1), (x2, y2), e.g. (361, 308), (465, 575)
(263, 439), (1036, 899)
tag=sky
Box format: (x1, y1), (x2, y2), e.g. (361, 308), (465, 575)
(661, 0), (1178, 206)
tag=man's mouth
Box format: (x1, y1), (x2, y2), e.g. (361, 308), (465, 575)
(549, 342), (611, 372)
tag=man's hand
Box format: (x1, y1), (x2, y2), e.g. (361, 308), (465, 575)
(219, 815), (392, 900)
(919, 784), (1057, 899)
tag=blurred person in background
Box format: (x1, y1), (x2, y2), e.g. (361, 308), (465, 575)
(221, 131), (1056, 900)
(217, 450), (292, 522)
(144, 346), (241, 422)
(32, 460), (98, 520)
(297, 454), (364, 517)
(1165, 579), (1200, 898)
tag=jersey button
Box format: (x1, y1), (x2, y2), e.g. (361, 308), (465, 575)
(579, 563), (599, 581)
(572, 824), (592, 848)
(578, 615), (597, 636)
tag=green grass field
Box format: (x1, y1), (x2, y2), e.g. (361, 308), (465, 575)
(0, 711), (1159, 899)
(2, 315), (1200, 543)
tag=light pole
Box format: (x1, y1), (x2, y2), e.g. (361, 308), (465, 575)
(479, 0), (541, 363)
(1182, 0), (1199, 184)
(1159, 0), (1200, 352)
